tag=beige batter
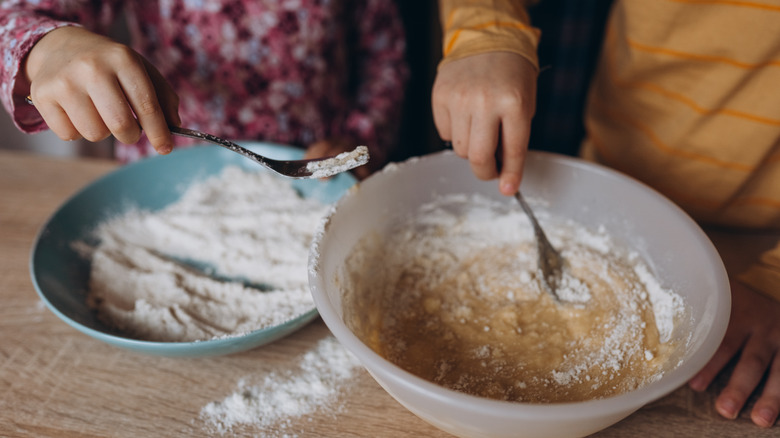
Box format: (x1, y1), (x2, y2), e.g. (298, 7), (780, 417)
(341, 196), (683, 403)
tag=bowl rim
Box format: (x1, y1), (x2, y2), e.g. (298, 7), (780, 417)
(309, 149), (731, 418)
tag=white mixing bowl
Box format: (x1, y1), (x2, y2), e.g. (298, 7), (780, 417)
(309, 150), (730, 438)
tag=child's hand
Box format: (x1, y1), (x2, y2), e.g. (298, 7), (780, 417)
(432, 52), (537, 196)
(304, 138), (372, 180)
(24, 26), (180, 154)
(689, 280), (780, 428)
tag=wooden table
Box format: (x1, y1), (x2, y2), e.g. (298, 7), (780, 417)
(1, 149), (776, 437)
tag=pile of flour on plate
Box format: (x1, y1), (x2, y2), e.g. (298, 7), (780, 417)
(81, 166), (329, 342)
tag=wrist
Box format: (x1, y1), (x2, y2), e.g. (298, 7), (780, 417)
(24, 25), (84, 86)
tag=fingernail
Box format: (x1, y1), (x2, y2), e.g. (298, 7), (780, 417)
(158, 145), (172, 155)
(500, 182), (515, 196)
(718, 399), (739, 419)
(755, 408), (777, 427)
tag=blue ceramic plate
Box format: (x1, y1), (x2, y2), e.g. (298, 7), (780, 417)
(30, 142), (356, 357)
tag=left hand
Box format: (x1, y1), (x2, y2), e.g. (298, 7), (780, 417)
(689, 280), (780, 427)
(304, 138), (372, 180)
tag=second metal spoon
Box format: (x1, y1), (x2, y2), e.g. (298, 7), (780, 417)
(515, 190), (564, 301)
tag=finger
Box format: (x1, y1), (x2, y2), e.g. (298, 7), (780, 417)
(751, 352), (780, 427)
(689, 325), (749, 391)
(497, 113), (530, 196)
(34, 100), (82, 141)
(117, 60), (173, 154)
(716, 334), (775, 420)
(450, 111), (471, 159)
(143, 58), (180, 127)
(432, 94), (452, 143)
(59, 94), (111, 142)
(752, 359), (780, 427)
(467, 112), (499, 181)
(90, 78), (142, 145)
(303, 141), (334, 160)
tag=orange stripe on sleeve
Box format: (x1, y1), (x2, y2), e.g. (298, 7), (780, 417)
(732, 196), (780, 209)
(627, 39), (780, 70)
(668, 0), (780, 12)
(444, 29), (463, 57)
(471, 20), (535, 32)
(443, 21), (537, 57)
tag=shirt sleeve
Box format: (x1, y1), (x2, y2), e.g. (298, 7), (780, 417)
(437, 0), (540, 70)
(738, 243), (780, 303)
(0, 1), (120, 133)
(336, 0), (410, 171)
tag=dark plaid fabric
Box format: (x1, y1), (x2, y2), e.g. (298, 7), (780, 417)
(528, 0), (613, 156)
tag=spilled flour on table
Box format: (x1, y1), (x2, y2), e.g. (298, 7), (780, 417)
(78, 166), (328, 342)
(200, 336), (362, 436)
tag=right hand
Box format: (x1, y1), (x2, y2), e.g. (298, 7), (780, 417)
(432, 52), (537, 196)
(689, 280), (780, 427)
(24, 26), (180, 154)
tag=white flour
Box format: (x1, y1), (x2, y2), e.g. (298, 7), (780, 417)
(200, 336), (362, 436)
(390, 193), (685, 341)
(83, 166), (329, 342)
(306, 145), (369, 178)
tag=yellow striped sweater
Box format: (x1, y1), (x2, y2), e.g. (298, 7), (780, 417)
(439, 0), (780, 301)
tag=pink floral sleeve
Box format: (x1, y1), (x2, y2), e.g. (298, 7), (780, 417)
(1, 1), (409, 168)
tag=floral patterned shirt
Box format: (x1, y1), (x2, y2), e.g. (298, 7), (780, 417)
(0, 0), (408, 165)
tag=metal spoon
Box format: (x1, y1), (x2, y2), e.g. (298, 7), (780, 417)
(170, 126), (369, 179)
(514, 190), (564, 301)
(24, 96), (369, 179)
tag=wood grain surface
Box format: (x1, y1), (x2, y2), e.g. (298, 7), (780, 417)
(0, 149), (776, 437)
